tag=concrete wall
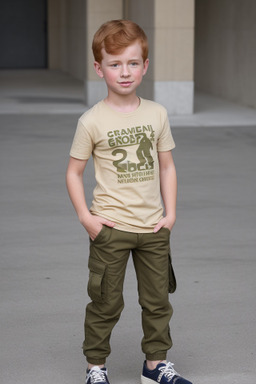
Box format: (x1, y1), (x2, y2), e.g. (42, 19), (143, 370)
(48, 0), (86, 81)
(195, 0), (256, 109)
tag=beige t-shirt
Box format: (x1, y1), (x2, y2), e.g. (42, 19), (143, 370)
(70, 98), (175, 233)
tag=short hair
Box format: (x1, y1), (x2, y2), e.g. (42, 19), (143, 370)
(92, 19), (148, 63)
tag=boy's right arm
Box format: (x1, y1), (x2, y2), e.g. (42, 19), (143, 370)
(66, 157), (115, 240)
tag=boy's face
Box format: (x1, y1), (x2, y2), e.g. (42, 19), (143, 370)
(94, 41), (149, 99)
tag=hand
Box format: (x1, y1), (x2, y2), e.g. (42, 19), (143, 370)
(82, 214), (115, 241)
(153, 215), (176, 233)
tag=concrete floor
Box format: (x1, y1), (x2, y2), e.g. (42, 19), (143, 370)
(0, 70), (256, 384)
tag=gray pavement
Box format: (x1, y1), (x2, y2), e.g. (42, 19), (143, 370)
(1, 70), (256, 384)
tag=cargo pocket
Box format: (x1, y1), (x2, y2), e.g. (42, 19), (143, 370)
(87, 258), (107, 303)
(168, 251), (177, 294)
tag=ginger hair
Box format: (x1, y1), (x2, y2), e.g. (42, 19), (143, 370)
(92, 19), (148, 63)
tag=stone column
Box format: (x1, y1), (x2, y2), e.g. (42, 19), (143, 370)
(153, 0), (195, 114)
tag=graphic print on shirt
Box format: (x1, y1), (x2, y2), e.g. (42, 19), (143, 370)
(107, 125), (155, 184)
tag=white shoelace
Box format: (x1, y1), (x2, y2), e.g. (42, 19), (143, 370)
(86, 367), (107, 384)
(158, 362), (178, 382)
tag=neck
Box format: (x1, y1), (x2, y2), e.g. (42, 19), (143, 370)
(104, 94), (140, 113)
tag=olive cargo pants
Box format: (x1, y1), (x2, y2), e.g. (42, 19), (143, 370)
(83, 226), (176, 365)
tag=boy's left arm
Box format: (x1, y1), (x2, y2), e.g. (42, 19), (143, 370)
(154, 150), (177, 233)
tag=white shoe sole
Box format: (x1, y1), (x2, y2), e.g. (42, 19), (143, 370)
(141, 375), (157, 384)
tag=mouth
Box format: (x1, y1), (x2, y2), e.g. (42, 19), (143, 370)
(119, 81), (133, 87)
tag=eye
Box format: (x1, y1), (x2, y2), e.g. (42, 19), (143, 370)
(130, 62), (139, 66)
(110, 63), (119, 68)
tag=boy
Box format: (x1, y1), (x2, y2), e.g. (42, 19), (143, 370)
(66, 19), (192, 384)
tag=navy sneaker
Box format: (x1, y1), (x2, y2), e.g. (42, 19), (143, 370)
(141, 361), (192, 384)
(86, 366), (110, 384)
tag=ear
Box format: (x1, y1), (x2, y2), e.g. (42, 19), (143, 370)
(142, 58), (149, 76)
(94, 61), (104, 78)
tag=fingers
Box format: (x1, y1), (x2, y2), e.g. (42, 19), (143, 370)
(154, 219), (165, 233)
(153, 222), (163, 233)
(100, 218), (115, 228)
(88, 217), (115, 240)
(104, 220), (116, 228)
(153, 217), (173, 233)
(93, 216), (115, 226)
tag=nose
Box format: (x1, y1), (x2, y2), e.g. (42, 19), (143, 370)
(120, 64), (130, 77)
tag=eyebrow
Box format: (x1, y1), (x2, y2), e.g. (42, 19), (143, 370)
(108, 58), (141, 63)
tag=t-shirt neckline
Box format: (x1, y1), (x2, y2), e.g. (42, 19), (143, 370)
(102, 97), (143, 116)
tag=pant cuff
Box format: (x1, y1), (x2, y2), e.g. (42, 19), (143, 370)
(86, 357), (106, 365)
(146, 353), (167, 361)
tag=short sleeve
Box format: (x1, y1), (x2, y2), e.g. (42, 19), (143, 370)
(157, 111), (175, 152)
(69, 119), (94, 160)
